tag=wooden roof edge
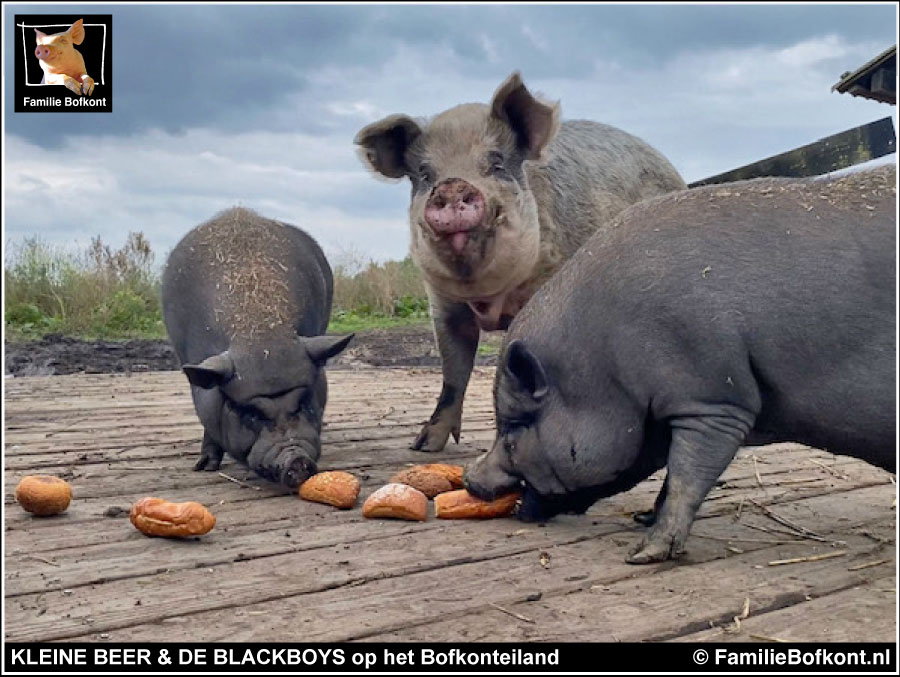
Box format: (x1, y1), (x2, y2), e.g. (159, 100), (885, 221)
(832, 44), (897, 94)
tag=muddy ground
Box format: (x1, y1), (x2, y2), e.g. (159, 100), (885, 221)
(4, 327), (503, 377)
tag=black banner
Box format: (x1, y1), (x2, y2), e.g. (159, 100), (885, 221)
(3, 643), (896, 673)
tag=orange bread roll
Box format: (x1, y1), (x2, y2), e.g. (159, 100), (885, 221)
(434, 489), (521, 519)
(362, 483), (428, 521)
(299, 471), (360, 509)
(388, 467), (453, 498)
(418, 464), (464, 489)
(15, 475), (72, 516)
(130, 497), (216, 538)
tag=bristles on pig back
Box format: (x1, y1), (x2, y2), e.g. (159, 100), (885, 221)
(189, 207), (295, 343)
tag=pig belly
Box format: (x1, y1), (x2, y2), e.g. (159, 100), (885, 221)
(468, 285), (534, 331)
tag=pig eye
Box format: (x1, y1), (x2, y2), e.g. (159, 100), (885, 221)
(416, 163), (434, 185)
(486, 152), (508, 177)
(292, 392), (316, 419)
(227, 399), (269, 425)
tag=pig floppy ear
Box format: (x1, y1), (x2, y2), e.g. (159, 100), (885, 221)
(490, 72), (561, 161)
(354, 115), (422, 179)
(303, 333), (355, 364)
(182, 352), (235, 389)
(504, 339), (549, 401)
(68, 19), (85, 45)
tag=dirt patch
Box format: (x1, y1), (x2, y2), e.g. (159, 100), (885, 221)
(4, 327), (502, 377)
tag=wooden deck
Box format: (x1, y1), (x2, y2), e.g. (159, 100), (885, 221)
(4, 368), (896, 643)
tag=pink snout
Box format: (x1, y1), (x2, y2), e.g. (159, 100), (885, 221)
(35, 45), (52, 61)
(424, 179), (485, 253)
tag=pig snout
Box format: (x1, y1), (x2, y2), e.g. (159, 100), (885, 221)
(249, 437), (319, 489)
(517, 485), (599, 523)
(35, 45), (52, 60)
(463, 446), (520, 500)
(424, 179), (485, 254)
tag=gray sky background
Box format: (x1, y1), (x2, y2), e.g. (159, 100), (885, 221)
(3, 2), (898, 269)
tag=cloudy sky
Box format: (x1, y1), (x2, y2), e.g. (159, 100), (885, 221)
(3, 2), (897, 268)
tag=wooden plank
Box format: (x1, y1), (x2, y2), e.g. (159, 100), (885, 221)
(6, 461), (887, 598)
(355, 492), (894, 643)
(673, 573), (896, 643)
(688, 117), (896, 187)
(5, 369), (895, 645)
(43, 484), (893, 643)
(870, 68), (896, 104)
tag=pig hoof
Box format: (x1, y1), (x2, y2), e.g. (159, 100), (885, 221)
(82, 78), (95, 96)
(632, 509), (658, 526)
(194, 443), (224, 472)
(64, 78), (83, 96)
(625, 537), (684, 565)
(411, 422), (458, 452)
(193, 455), (222, 472)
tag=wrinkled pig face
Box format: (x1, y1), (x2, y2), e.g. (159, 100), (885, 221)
(464, 339), (647, 520)
(355, 73), (559, 299)
(34, 19), (84, 65)
(183, 334), (352, 488)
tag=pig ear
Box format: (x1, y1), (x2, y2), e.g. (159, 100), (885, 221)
(182, 352), (235, 389)
(490, 72), (561, 161)
(303, 333), (355, 364)
(68, 19), (85, 45)
(34, 29), (47, 40)
(354, 115), (422, 180)
(504, 339), (549, 401)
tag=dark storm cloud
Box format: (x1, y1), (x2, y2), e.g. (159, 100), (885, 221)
(7, 3), (896, 146)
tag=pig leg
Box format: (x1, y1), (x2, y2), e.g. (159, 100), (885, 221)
(626, 414), (751, 564)
(412, 298), (479, 452)
(80, 75), (95, 96)
(193, 431), (224, 472)
(633, 476), (667, 526)
(61, 75), (84, 96)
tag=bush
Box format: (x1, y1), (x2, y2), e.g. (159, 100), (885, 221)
(4, 234), (430, 340)
(4, 233), (165, 339)
(331, 249), (428, 318)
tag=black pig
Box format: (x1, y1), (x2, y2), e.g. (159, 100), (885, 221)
(162, 208), (353, 489)
(465, 166), (896, 563)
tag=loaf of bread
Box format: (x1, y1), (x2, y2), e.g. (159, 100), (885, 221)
(388, 467), (453, 499)
(130, 497), (216, 537)
(362, 483), (428, 521)
(434, 489), (520, 519)
(299, 471), (360, 509)
(15, 475), (72, 516)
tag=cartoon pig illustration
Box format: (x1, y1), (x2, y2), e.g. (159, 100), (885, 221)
(34, 19), (94, 96)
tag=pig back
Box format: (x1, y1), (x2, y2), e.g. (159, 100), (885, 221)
(534, 120), (687, 260)
(162, 207), (333, 365)
(515, 167), (896, 460)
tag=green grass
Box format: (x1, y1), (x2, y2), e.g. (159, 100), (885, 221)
(4, 234), (433, 343)
(477, 341), (500, 356)
(327, 312), (430, 335)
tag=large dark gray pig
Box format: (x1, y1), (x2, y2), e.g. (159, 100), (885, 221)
(162, 208), (353, 489)
(465, 166), (896, 563)
(356, 72), (686, 452)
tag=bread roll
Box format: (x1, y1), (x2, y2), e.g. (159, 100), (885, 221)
(130, 497), (216, 538)
(434, 489), (520, 519)
(388, 467), (453, 498)
(15, 475), (72, 516)
(299, 471), (360, 509)
(362, 483), (428, 521)
(418, 464), (464, 489)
